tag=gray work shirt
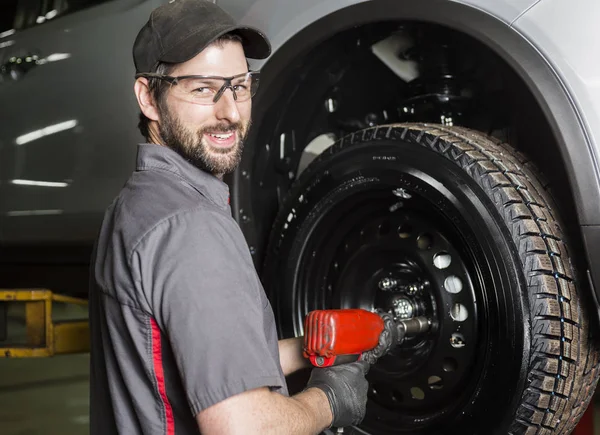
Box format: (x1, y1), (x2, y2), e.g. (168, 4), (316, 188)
(89, 143), (288, 434)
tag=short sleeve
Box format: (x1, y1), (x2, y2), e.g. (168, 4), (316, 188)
(133, 208), (285, 415)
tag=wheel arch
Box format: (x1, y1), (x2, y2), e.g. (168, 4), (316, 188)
(230, 0), (600, 315)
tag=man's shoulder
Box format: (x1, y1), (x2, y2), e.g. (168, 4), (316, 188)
(104, 167), (229, 255)
(124, 165), (205, 213)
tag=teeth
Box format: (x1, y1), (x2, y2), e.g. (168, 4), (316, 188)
(209, 133), (233, 139)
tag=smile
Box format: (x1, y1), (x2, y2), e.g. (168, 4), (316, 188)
(204, 131), (237, 148)
(208, 132), (234, 140)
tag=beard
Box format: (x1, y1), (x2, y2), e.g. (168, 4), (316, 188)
(157, 102), (250, 176)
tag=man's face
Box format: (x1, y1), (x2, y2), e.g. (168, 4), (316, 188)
(157, 41), (252, 176)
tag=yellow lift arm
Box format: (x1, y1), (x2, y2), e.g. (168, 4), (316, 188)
(0, 289), (89, 358)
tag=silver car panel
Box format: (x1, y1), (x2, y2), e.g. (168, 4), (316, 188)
(0, 0), (165, 243)
(513, 0), (600, 222)
(222, 0), (539, 71)
(455, 0), (541, 24)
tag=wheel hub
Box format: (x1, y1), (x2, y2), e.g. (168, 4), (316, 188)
(373, 265), (431, 321)
(391, 297), (416, 320)
(376, 275), (430, 321)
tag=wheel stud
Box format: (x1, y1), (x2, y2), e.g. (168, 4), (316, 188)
(407, 280), (429, 295)
(379, 277), (398, 291)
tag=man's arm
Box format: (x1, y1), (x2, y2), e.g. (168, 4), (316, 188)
(197, 387), (332, 435)
(197, 361), (371, 434)
(279, 337), (312, 376)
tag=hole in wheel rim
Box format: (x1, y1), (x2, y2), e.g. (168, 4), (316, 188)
(450, 303), (468, 322)
(451, 333), (466, 348)
(433, 252), (452, 269)
(417, 233), (433, 250)
(444, 275), (463, 294)
(428, 376), (443, 390)
(410, 387), (425, 400)
(443, 358), (458, 372)
(398, 224), (412, 239)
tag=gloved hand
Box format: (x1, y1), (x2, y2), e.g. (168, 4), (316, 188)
(361, 311), (399, 364)
(305, 360), (370, 428)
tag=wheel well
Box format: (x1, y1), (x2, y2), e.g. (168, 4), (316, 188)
(236, 22), (574, 256)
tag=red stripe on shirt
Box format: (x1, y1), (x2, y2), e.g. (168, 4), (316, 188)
(151, 318), (175, 435)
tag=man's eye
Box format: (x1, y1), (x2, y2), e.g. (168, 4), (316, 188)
(233, 84), (248, 91)
(192, 87), (211, 93)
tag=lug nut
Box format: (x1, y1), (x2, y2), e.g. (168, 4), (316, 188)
(379, 277), (398, 291)
(407, 280), (430, 295)
(392, 188), (412, 199)
(406, 284), (419, 295)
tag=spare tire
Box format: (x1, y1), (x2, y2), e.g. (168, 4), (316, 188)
(261, 123), (600, 434)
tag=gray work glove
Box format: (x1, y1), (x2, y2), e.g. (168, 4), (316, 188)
(305, 360), (370, 428)
(361, 311), (400, 364)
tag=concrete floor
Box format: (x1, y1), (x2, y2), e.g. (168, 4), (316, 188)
(0, 354), (90, 435)
(0, 300), (90, 435)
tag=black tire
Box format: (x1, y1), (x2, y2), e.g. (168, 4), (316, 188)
(262, 123), (600, 434)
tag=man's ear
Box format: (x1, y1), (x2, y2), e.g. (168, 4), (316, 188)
(134, 77), (160, 122)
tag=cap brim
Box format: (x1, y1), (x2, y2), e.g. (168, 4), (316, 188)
(233, 25), (271, 60)
(160, 24), (271, 67)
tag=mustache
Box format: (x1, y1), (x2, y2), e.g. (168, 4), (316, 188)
(198, 123), (243, 134)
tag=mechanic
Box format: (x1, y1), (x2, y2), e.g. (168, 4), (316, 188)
(88, 0), (370, 434)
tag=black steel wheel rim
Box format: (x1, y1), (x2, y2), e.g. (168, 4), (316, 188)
(286, 169), (491, 432)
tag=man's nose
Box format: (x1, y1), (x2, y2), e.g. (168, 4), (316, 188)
(214, 89), (241, 123)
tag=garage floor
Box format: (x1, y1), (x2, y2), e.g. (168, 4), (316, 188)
(0, 354), (90, 435)
(1, 303), (600, 435)
(1, 300), (90, 435)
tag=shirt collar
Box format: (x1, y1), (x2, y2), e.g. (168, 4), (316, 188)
(135, 143), (230, 209)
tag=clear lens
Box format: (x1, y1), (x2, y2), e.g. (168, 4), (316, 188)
(173, 72), (259, 105)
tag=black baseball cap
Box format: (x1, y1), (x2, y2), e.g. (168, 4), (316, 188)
(133, 0), (271, 74)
